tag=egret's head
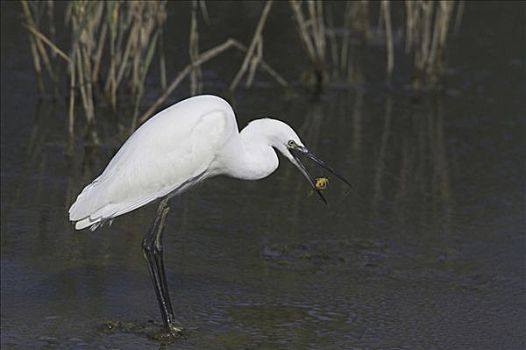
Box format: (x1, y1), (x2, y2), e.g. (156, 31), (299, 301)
(246, 118), (351, 204)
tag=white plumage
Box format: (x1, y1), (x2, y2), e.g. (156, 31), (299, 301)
(69, 95), (305, 230)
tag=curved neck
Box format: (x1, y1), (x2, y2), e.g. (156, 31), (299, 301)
(214, 123), (279, 181)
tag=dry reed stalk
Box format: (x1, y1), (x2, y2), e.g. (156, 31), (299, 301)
(68, 59), (76, 140)
(244, 34), (263, 87)
(454, 0), (464, 34)
(381, 0), (394, 81)
(21, 1), (57, 93)
(103, 1), (120, 109)
(405, 0), (459, 90)
(69, 1), (166, 132)
(325, 1), (369, 80)
(98, 1), (166, 113)
(21, 1), (166, 140)
(339, 2), (352, 73)
(189, 0), (203, 96)
(290, 1), (315, 58)
(22, 23), (70, 63)
(229, 0), (273, 92)
(129, 1), (167, 128)
(325, 8), (338, 78)
(198, 0), (210, 25)
(68, 2), (97, 128)
(21, 1), (309, 142)
(404, 0), (416, 54)
(339, 1), (370, 79)
(158, 26), (167, 91)
(309, 1), (326, 62)
(427, 1), (451, 81)
(46, 0), (56, 48)
(230, 40), (288, 88)
(351, 0), (370, 40)
(289, 0), (327, 87)
(138, 39), (240, 124)
(91, 19), (107, 83)
(138, 37), (288, 124)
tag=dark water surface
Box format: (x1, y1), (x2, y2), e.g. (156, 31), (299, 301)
(2, 2), (525, 349)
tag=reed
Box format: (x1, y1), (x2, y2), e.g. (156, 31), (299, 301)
(289, 0), (327, 90)
(325, 0), (461, 90)
(189, 0), (203, 96)
(22, 0), (290, 142)
(137, 37), (288, 124)
(325, 1), (370, 81)
(405, 0), (460, 90)
(380, 0), (394, 81)
(229, 0), (273, 92)
(21, 0), (59, 95)
(21, 0), (464, 143)
(22, 1), (167, 143)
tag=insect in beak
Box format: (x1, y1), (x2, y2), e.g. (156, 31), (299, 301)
(289, 145), (351, 204)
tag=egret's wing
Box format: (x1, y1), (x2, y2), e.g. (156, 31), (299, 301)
(69, 96), (237, 230)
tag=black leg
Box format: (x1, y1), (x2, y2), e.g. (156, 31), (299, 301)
(142, 198), (181, 335)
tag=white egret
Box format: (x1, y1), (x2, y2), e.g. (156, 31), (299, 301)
(69, 95), (350, 335)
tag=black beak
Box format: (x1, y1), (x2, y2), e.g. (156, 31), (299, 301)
(289, 145), (351, 204)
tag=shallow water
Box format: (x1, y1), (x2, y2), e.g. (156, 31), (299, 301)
(1, 2), (525, 349)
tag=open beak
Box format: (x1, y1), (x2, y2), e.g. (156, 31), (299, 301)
(289, 145), (352, 204)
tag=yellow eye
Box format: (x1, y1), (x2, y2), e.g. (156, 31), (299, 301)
(315, 177), (329, 190)
(287, 140), (296, 148)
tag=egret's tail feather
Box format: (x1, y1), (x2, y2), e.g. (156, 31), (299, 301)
(70, 190), (166, 230)
(74, 216), (102, 230)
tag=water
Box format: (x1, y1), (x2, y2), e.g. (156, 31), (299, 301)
(1, 2), (525, 349)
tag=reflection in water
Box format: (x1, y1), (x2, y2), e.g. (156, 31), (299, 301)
(278, 80), (456, 245)
(389, 95), (454, 241)
(371, 94), (392, 215)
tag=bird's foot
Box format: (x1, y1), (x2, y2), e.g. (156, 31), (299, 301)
(168, 323), (184, 336)
(152, 323), (185, 342)
(98, 319), (185, 342)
